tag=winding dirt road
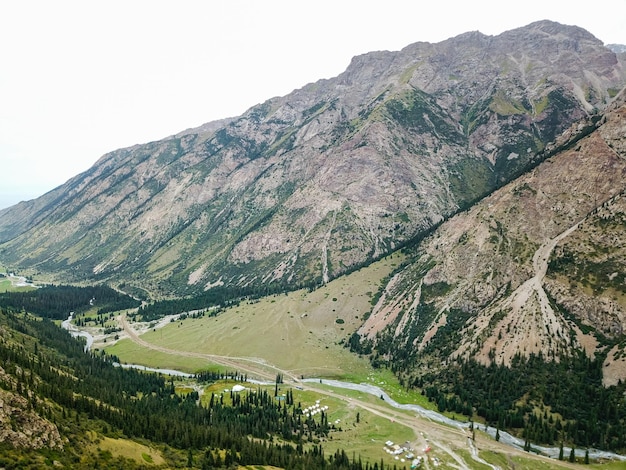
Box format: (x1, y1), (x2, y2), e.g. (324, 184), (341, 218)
(116, 313), (588, 469)
(119, 313), (300, 382)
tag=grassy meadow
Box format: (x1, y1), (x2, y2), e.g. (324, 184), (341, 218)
(0, 276), (36, 293)
(89, 435), (166, 466)
(106, 254), (404, 379)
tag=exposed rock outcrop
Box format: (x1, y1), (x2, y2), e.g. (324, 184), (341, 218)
(0, 21), (624, 298)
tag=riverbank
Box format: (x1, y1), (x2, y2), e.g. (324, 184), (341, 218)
(61, 314), (626, 463)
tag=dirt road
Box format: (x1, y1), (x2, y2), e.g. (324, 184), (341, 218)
(117, 313), (587, 469)
(119, 313), (299, 382)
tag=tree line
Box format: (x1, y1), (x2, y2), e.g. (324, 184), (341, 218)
(0, 284), (140, 320)
(413, 351), (626, 451)
(0, 307), (405, 469)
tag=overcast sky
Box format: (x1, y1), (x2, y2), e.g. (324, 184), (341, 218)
(1, 0), (625, 209)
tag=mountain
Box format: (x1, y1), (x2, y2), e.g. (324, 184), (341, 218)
(359, 86), (626, 379)
(608, 44), (626, 54)
(347, 89), (626, 451)
(0, 21), (625, 298)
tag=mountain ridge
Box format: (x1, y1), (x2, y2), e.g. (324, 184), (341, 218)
(359, 87), (626, 373)
(0, 20), (624, 298)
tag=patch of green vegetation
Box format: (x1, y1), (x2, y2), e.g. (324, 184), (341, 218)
(421, 281), (453, 300)
(447, 156), (494, 209)
(480, 449), (573, 469)
(533, 94), (550, 115)
(399, 63), (420, 85)
(302, 101), (328, 119)
(104, 339), (213, 373)
(385, 88), (465, 144)
(0, 278), (36, 293)
(489, 89), (529, 115)
(311, 402), (414, 465)
(548, 245), (626, 295)
(396, 212), (410, 224)
(422, 308), (473, 358)
(246, 101), (273, 122)
(154, 138), (184, 166)
(94, 437), (165, 466)
(461, 92), (493, 135)
(512, 182), (537, 197)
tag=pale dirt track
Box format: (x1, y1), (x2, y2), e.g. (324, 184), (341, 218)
(508, 219), (582, 316)
(117, 313), (584, 469)
(119, 314), (299, 382)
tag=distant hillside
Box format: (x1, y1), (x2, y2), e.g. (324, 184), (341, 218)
(608, 43), (626, 54)
(0, 21), (624, 298)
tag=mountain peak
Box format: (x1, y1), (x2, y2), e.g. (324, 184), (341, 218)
(0, 22), (624, 298)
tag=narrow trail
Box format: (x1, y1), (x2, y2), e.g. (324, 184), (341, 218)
(118, 314), (504, 468)
(507, 219), (583, 316)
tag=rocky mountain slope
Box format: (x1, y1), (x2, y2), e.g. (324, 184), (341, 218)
(0, 366), (63, 450)
(0, 21), (624, 297)
(359, 87), (626, 383)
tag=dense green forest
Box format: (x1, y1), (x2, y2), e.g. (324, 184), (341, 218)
(359, 330), (626, 452)
(136, 284), (285, 321)
(0, 284), (140, 320)
(0, 306), (401, 469)
(418, 353), (626, 450)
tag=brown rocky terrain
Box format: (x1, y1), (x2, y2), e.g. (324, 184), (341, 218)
(0, 366), (63, 450)
(0, 21), (624, 298)
(360, 88), (626, 382)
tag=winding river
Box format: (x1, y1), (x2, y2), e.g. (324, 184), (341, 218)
(61, 314), (625, 462)
(61, 313), (94, 352)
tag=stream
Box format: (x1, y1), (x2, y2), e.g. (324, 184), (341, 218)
(61, 313), (94, 352)
(303, 379), (626, 462)
(60, 314), (625, 462)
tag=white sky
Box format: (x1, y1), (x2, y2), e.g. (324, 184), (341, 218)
(1, 0), (625, 209)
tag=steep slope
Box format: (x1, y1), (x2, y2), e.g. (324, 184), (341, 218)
(360, 87), (626, 376)
(0, 21), (624, 297)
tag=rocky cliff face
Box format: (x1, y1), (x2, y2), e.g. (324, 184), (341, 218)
(360, 88), (626, 383)
(0, 366), (63, 450)
(0, 21), (624, 297)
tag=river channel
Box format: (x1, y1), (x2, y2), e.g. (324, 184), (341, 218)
(61, 315), (625, 462)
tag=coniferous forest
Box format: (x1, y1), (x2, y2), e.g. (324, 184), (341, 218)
(0, 306), (396, 469)
(0, 284), (140, 320)
(364, 330), (626, 453)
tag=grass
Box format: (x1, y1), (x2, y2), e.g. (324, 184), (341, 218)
(106, 255), (403, 379)
(310, 402), (415, 465)
(197, 380), (416, 467)
(104, 338), (214, 373)
(589, 461), (626, 469)
(479, 448), (591, 469)
(489, 90), (528, 115)
(0, 277), (36, 293)
(0, 278), (12, 292)
(92, 436), (165, 466)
